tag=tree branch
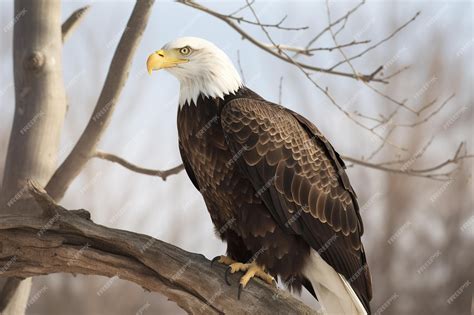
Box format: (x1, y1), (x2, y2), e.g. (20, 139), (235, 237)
(263, 40), (370, 56)
(92, 151), (184, 180)
(228, 14), (308, 31)
(46, 0), (155, 201)
(302, 0), (366, 53)
(328, 11), (421, 71)
(61, 5), (91, 42)
(0, 182), (317, 315)
(177, 0), (386, 83)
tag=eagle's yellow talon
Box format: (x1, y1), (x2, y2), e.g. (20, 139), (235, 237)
(229, 262), (249, 273)
(231, 262), (275, 299)
(224, 262), (251, 285)
(255, 269), (276, 286)
(219, 256), (237, 266)
(238, 263), (274, 288)
(221, 260), (275, 293)
(211, 255), (236, 268)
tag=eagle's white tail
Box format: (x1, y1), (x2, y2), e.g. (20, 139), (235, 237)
(303, 249), (367, 315)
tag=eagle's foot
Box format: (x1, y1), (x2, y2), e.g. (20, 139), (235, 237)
(225, 261), (276, 299)
(211, 255), (237, 268)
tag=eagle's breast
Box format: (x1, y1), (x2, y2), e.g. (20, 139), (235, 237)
(177, 95), (261, 233)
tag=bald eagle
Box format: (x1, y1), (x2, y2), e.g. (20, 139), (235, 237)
(147, 37), (372, 314)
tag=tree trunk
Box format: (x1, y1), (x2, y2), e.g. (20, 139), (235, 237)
(0, 0), (66, 314)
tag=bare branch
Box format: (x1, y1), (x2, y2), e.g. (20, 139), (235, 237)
(92, 151), (184, 180)
(241, 0), (402, 151)
(328, 11), (421, 70)
(308, 40), (371, 52)
(178, 0), (386, 83)
(278, 76), (284, 104)
(264, 40), (370, 56)
(90, 141), (473, 189)
(394, 94), (454, 128)
(46, 0), (155, 201)
(61, 5), (91, 42)
(341, 151), (472, 181)
(380, 65), (411, 80)
(0, 183), (317, 315)
(227, 0), (256, 16)
(236, 50), (246, 84)
(407, 142), (471, 174)
(303, 0), (366, 53)
(229, 15), (308, 31)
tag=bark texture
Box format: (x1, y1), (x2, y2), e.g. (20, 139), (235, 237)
(0, 1), (67, 314)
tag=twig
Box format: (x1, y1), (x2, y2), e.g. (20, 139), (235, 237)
(178, 1), (472, 181)
(407, 143), (470, 174)
(61, 5), (91, 42)
(46, 0), (155, 201)
(309, 40), (371, 52)
(328, 11), (421, 70)
(178, 0), (387, 83)
(341, 152), (472, 181)
(324, 0), (403, 158)
(242, 0), (402, 150)
(228, 0), (255, 16)
(265, 40), (370, 56)
(380, 65), (411, 80)
(93, 151), (184, 180)
(365, 125), (397, 160)
(236, 50), (246, 84)
(395, 94), (454, 128)
(229, 15), (308, 31)
(278, 76), (284, 104)
(303, 0), (365, 53)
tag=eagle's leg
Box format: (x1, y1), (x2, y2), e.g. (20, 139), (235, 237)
(225, 261), (276, 299)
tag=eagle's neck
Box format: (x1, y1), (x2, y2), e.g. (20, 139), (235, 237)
(178, 61), (242, 107)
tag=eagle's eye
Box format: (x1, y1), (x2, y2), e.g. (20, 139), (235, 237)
(179, 46), (192, 56)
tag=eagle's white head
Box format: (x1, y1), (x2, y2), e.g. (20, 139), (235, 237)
(147, 37), (242, 106)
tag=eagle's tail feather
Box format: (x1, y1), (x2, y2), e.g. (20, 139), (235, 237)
(303, 249), (367, 315)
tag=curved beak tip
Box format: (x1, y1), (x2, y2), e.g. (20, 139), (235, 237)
(146, 53), (159, 75)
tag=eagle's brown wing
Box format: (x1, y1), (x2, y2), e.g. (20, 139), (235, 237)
(220, 98), (372, 310)
(179, 140), (200, 191)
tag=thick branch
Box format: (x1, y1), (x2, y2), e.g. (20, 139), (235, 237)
(61, 5), (90, 42)
(92, 151), (184, 180)
(0, 183), (317, 315)
(46, 0), (155, 201)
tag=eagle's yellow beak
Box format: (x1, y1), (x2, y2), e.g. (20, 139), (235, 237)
(146, 49), (188, 74)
